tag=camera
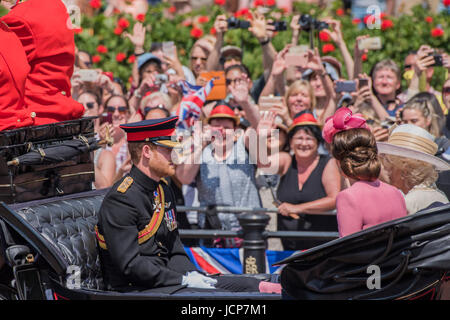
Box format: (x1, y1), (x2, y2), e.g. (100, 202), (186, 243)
(155, 74), (168, 85)
(271, 21), (287, 31)
(298, 14), (329, 32)
(227, 17), (251, 29)
(430, 54), (443, 67)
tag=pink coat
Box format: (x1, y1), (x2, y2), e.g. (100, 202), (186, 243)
(336, 180), (407, 237)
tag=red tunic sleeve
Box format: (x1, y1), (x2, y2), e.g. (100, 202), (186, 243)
(0, 22), (34, 131)
(1, 13), (36, 62)
(1, 0), (85, 125)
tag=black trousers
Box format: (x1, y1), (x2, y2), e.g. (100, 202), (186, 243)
(117, 275), (263, 294)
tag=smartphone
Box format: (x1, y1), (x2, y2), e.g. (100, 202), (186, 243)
(100, 112), (112, 124)
(285, 45), (309, 68)
(335, 80), (357, 93)
(358, 78), (369, 89)
(76, 69), (99, 82)
(200, 71), (226, 101)
(289, 45), (309, 54)
(259, 96), (283, 112)
(162, 41), (176, 59)
(358, 37), (382, 50)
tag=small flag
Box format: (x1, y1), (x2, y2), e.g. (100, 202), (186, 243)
(176, 79), (215, 129)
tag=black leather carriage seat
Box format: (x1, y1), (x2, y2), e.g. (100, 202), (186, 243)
(4, 189), (282, 300)
(9, 189), (107, 291)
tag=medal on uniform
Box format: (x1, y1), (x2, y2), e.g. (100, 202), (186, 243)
(164, 208), (177, 231)
(153, 190), (161, 210)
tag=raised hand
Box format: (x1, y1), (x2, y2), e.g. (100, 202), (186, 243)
(257, 109), (277, 134)
(123, 22), (146, 51)
(306, 48), (325, 74)
(321, 18), (344, 45)
(268, 99), (290, 124)
(354, 35), (369, 58)
(213, 14), (228, 36)
(442, 53), (450, 71)
(249, 11), (269, 42)
(163, 47), (184, 77)
(290, 14), (301, 33)
(271, 44), (291, 77)
(138, 75), (158, 96)
(414, 45), (435, 74)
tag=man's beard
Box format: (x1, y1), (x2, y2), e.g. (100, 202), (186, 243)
(149, 157), (175, 178)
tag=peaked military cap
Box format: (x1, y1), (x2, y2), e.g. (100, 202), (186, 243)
(119, 116), (180, 148)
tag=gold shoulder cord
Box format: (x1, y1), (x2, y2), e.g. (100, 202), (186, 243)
(96, 184), (165, 250)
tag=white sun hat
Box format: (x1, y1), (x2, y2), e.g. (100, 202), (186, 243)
(377, 124), (450, 171)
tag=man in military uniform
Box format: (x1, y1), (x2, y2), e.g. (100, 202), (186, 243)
(96, 116), (279, 294)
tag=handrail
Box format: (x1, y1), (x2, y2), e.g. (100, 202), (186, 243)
(179, 229), (339, 241)
(177, 208), (339, 274)
(177, 205), (336, 216)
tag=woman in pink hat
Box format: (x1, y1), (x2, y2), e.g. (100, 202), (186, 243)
(323, 107), (407, 237)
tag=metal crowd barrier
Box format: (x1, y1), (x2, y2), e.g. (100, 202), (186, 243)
(176, 205), (339, 274)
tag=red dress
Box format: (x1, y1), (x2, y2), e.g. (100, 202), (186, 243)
(1, 0), (84, 126)
(0, 20), (34, 131)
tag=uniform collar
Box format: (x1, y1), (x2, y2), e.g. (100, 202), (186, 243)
(130, 165), (159, 192)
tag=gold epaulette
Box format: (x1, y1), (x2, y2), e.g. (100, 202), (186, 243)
(117, 176), (133, 193)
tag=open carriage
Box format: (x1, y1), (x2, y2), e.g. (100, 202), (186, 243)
(0, 119), (449, 300)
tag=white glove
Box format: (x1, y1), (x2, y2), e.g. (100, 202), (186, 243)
(182, 271), (217, 289)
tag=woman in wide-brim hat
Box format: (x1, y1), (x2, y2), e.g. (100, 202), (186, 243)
(378, 124), (450, 214)
(274, 110), (341, 250)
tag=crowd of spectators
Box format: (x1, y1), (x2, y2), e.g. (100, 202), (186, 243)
(4, 0), (449, 251)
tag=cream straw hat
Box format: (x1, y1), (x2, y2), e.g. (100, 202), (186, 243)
(377, 124), (450, 171)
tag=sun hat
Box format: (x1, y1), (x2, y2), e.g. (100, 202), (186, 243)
(288, 110), (321, 133)
(377, 124), (450, 171)
(288, 110), (323, 142)
(206, 102), (240, 126)
(220, 45), (243, 59)
(322, 107), (369, 144)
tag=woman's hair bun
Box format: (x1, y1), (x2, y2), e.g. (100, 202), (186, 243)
(332, 128), (381, 181)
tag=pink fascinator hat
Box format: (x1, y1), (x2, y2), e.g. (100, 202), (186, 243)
(322, 107), (369, 144)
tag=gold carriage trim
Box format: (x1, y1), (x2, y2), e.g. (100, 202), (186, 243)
(95, 184), (165, 250)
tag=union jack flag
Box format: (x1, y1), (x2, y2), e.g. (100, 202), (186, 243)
(178, 80), (202, 96)
(184, 247), (298, 275)
(176, 79), (215, 129)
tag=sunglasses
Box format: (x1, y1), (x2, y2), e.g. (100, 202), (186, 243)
(106, 106), (128, 114)
(443, 87), (450, 94)
(404, 64), (412, 70)
(85, 102), (96, 109)
(143, 104), (169, 116)
(224, 56), (241, 62)
(82, 61), (93, 68)
(190, 56), (207, 62)
(226, 78), (241, 86)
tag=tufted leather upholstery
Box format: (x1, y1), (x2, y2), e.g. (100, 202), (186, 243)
(11, 191), (107, 290)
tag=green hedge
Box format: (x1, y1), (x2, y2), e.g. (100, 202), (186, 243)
(1, 1), (449, 90)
